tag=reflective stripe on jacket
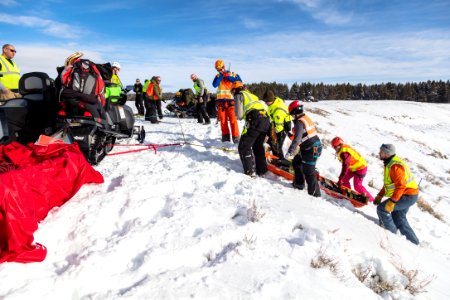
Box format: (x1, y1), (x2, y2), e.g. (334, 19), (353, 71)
(268, 97), (291, 133)
(0, 56), (20, 90)
(214, 71), (239, 100)
(299, 115), (317, 142)
(242, 90), (266, 117)
(337, 144), (367, 172)
(383, 156), (418, 198)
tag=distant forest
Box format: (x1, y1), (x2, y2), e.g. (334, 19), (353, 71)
(245, 80), (450, 103)
(160, 80), (450, 103)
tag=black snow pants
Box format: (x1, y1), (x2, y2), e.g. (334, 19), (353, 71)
(238, 111), (271, 176)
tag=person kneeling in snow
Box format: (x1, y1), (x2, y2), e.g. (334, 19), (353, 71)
(374, 144), (420, 245)
(331, 136), (374, 202)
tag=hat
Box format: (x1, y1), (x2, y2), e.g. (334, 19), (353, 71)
(263, 90), (275, 102)
(380, 144), (396, 156)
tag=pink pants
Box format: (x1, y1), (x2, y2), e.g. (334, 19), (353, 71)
(340, 167), (374, 202)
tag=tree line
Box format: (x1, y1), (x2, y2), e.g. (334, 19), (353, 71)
(157, 80), (450, 103)
(245, 80), (450, 103)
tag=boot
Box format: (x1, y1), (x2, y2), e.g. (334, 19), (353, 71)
(222, 134), (231, 142)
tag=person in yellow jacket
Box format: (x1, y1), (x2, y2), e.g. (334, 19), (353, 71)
(331, 136), (374, 202)
(233, 84), (271, 177)
(262, 90), (291, 158)
(111, 62), (123, 87)
(374, 143), (419, 245)
(0, 44), (21, 102)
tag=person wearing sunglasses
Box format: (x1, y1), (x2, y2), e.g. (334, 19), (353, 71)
(212, 59), (242, 143)
(0, 44), (21, 102)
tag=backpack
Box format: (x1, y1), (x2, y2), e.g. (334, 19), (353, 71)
(61, 59), (105, 97)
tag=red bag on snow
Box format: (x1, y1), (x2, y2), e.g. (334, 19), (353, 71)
(0, 142), (104, 263)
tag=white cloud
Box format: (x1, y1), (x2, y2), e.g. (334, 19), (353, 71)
(242, 18), (265, 29)
(0, 13), (84, 39)
(279, 0), (354, 25)
(14, 30), (450, 91)
(0, 0), (19, 6)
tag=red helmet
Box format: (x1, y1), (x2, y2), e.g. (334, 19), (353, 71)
(288, 100), (304, 115)
(331, 137), (344, 149)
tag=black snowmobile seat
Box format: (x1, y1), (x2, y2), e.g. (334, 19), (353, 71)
(0, 72), (57, 144)
(19, 72), (55, 103)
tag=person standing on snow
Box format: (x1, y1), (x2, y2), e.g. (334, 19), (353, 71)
(0, 44), (21, 102)
(145, 76), (163, 123)
(374, 144), (420, 245)
(262, 89), (291, 159)
(142, 79), (151, 121)
(233, 83), (271, 177)
(331, 137), (374, 202)
(133, 78), (145, 115)
(191, 73), (211, 125)
(212, 59), (242, 143)
(285, 100), (322, 197)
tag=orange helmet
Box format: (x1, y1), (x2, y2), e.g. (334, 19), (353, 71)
(232, 81), (243, 89)
(331, 137), (344, 149)
(215, 59), (225, 69)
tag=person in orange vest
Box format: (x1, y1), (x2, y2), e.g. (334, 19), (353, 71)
(145, 76), (163, 124)
(285, 100), (322, 197)
(374, 143), (419, 245)
(331, 137), (374, 202)
(212, 59), (242, 143)
(0, 44), (21, 102)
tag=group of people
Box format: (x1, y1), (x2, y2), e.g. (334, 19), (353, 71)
(132, 76), (163, 123)
(0, 47), (420, 245)
(209, 58), (420, 245)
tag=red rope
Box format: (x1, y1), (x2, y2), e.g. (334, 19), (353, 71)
(106, 143), (182, 156)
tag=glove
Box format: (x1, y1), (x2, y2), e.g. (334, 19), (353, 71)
(373, 194), (383, 205)
(385, 199), (396, 213)
(284, 152), (293, 160)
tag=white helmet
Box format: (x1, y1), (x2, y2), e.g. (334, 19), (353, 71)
(112, 62), (121, 69)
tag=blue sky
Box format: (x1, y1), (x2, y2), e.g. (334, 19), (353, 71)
(1, 0), (449, 92)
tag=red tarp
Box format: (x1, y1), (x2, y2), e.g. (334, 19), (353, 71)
(0, 142), (104, 263)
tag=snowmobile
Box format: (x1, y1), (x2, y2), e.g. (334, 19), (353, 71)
(55, 61), (145, 165)
(0, 67), (145, 165)
(0, 72), (58, 145)
(164, 88), (217, 118)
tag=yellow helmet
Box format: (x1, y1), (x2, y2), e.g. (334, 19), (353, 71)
(64, 51), (84, 67)
(215, 59), (225, 69)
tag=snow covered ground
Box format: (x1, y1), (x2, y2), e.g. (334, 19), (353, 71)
(0, 100), (449, 300)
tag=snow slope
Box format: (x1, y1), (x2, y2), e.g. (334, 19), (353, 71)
(0, 100), (449, 300)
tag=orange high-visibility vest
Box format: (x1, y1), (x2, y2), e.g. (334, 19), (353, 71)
(216, 72), (238, 100)
(299, 115), (317, 142)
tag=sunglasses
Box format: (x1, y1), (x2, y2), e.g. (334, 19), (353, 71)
(8, 49), (16, 53)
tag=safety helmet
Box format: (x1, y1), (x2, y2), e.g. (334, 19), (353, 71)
(111, 62), (121, 70)
(331, 137), (344, 149)
(175, 91), (182, 97)
(190, 73), (198, 80)
(288, 100), (304, 115)
(215, 59), (225, 69)
(64, 51), (84, 67)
